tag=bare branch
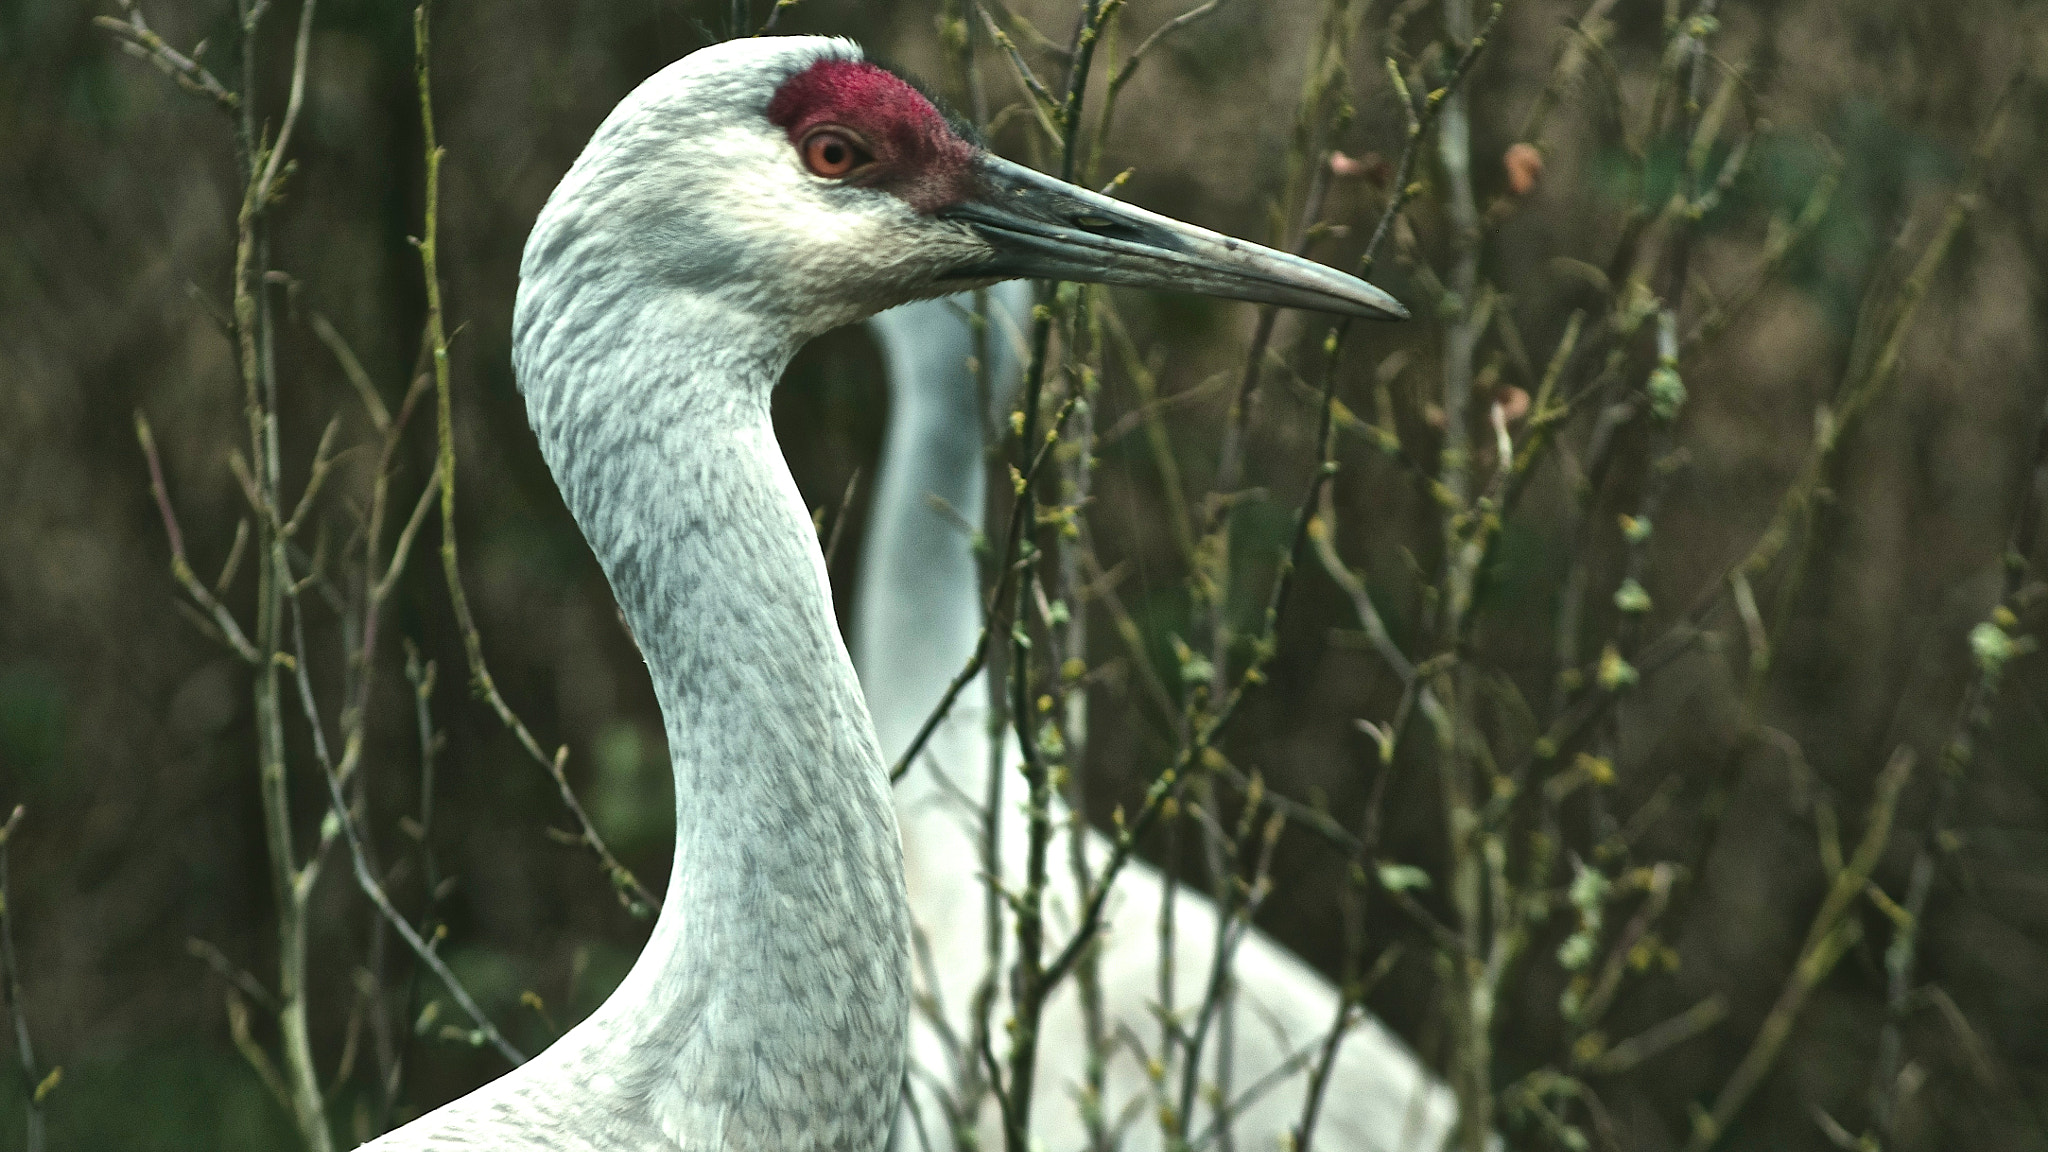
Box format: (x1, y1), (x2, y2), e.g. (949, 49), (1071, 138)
(0, 808), (48, 1152)
(95, 1), (239, 112)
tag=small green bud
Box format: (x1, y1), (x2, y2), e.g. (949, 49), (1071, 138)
(1376, 863), (1432, 893)
(1970, 621), (2010, 667)
(1557, 932), (1595, 972)
(1038, 722), (1066, 758)
(1647, 365), (1686, 421)
(1597, 644), (1638, 691)
(1967, 619), (2033, 679)
(1570, 863), (1612, 917)
(1613, 578), (1652, 614)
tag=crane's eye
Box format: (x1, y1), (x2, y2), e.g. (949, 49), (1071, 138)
(801, 129), (871, 179)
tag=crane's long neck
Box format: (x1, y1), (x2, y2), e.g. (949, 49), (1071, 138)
(855, 288), (1037, 948)
(514, 284), (909, 1152)
(854, 305), (991, 784)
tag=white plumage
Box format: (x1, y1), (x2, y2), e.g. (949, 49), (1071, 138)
(858, 288), (1463, 1152)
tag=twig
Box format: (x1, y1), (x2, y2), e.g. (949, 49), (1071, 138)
(1160, 10), (1365, 1129)
(1511, 0), (1622, 150)
(888, 398), (1078, 784)
(412, 2), (657, 916)
(0, 808), (49, 1152)
(754, 0), (800, 34)
(94, 0), (239, 112)
(1188, 1030), (1331, 1152)
(231, 0), (331, 1138)
(186, 937), (281, 1013)
(1052, 294), (1112, 1152)
(1740, 73), (2022, 600)
(274, 523), (523, 1067)
(820, 468), (862, 572)
(1869, 376), (2048, 1137)
(1607, 1), (1722, 669)
(316, 730), (524, 1066)
(1681, 748), (1914, 1152)
(1110, 0), (1227, 94)
(1093, 0), (1233, 172)
(310, 312), (391, 434)
(1580, 995), (1727, 1078)
(1174, 807), (1286, 1142)
(1356, 11), (1508, 1152)
(1041, 286), (1354, 998)
(1361, 0), (1507, 278)
(976, 6), (1062, 134)
(226, 988), (293, 1113)
(1574, 862), (1676, 1033)
(1000, 4), (1118, 1136)
(983, 0), (1076, 63)
(376, 644), (449, 1127)
(254, 0), (319, 205)
(135, 413), (261, 664)
(1201, 0), (1358, 765)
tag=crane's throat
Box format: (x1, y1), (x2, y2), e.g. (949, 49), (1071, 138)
(513, 299), (911, 1152)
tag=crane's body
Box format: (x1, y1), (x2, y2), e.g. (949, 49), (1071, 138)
(859, 289), (1461, 1152)
(361, 33), (1401, 1151)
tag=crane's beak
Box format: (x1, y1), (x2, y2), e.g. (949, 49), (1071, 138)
(939, 154), (1407, 321)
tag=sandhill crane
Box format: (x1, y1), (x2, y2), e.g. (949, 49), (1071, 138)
(362, 34), (1401, 1152)
(858, 289), (1460, 1152)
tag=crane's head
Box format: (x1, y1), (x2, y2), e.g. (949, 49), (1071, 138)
(523, 36), (1404, 345)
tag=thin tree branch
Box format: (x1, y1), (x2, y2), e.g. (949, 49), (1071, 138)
(0, 808), (48, 1152)
(412, 2), (657, 916)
